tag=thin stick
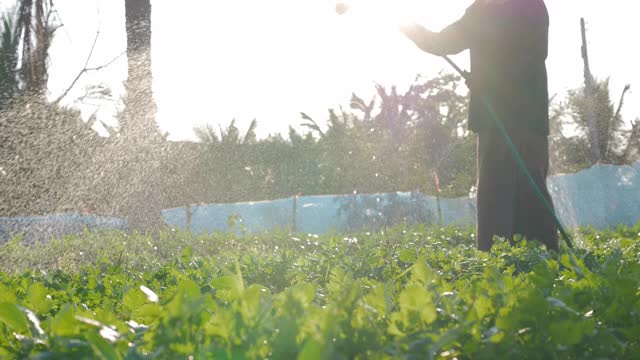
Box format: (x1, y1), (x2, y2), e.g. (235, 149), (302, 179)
(52, 30), (125, 106)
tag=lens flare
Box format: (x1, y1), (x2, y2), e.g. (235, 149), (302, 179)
(336, 0), (421, 28)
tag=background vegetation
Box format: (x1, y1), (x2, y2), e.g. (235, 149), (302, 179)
(0, 0), (638, 230)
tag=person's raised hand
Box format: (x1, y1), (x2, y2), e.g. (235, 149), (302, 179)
(399, 23), (443, 55)
(399, 23), (431, 43)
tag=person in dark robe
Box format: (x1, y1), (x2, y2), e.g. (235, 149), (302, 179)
(400, 0), (559, 251)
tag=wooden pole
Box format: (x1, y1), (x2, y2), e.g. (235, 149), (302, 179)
(432, 171), (443, 225)
(186, 205), (192, 233)
(292, 194), (297, 233)
(581, 18), (601, 163)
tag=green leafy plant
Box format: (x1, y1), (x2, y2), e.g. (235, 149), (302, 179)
(0, 223), (639, 358)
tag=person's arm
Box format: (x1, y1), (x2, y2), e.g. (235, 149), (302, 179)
(400, 5), (477, 56)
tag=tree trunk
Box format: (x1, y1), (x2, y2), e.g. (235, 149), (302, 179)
(120, 0), (165, 232)
(15, 0), (49, 94)
(123, 0), (158, 136)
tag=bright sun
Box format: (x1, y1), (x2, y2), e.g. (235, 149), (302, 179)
(336, 0), (470, 34)
(338, 0), (427, 27)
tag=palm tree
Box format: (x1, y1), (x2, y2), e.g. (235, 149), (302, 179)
(568, 80), (638, 165)
(0, 3), (108, 216)
(122, 0), (159, 136)
(15, 0), (52, 94)
(116, 0), (164, 231)
(194, 119), (258, 147)
(193, 120), (259, 202)
(0, 13), (19, 107)
(0, 0), (54, 100)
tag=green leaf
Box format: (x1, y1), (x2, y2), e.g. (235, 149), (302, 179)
(181, 246), (193, 260)
(122, 288), (147, 315)
(398, 284), (437, 325)
(489, 328), (505, 343)
(495, 307), (514, 331)
(167, 279), (202, 317)
(0, 284), (17, 303)
(211, 275), (243, 302)
(87, 331), (121, 360)
(211, 264), (244, 302)
(177, 279), (201, 297)
(549, 320), (584, 345)
(27, 282), (51, 314)
(399, 249), (417, 263)
(50, 304), (78, 337)
(0, 303), (29, 334)
(473, 294), (494, 320)
(298, 338), (326, 360)
(409, 256), (432, 285)
(136, 303), (162, 324)
(237, 284), (271, 323)
(547, 297), (579, 316)
(170, 342), (195, 355)
(363, 285), (387, 317)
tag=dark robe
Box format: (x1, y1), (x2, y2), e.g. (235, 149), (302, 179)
(411, 0), (558, 250)
(414, 0), (550, 134)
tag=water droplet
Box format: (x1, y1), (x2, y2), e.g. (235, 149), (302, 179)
(24, 308), (45, 336)
(99, 326), (120, 342)
(140, 285), (159, 303)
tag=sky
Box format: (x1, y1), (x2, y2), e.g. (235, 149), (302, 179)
(2, 0), (639, 140)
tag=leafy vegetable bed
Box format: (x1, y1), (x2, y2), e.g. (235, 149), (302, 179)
(1, 225), (639, 359)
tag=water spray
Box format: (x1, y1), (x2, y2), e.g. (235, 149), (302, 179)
(334, 0), (418, 28)
(335, 1), (575, 249)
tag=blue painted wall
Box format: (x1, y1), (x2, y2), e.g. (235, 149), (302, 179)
(2, 162), (639, 241)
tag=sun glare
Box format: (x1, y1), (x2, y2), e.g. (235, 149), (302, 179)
(339, 0), (426, 29)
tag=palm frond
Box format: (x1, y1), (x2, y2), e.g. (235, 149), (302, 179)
(300, 112), (325, 137)
(242, 119), (258, 145)
(193, 124), (220, 145)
